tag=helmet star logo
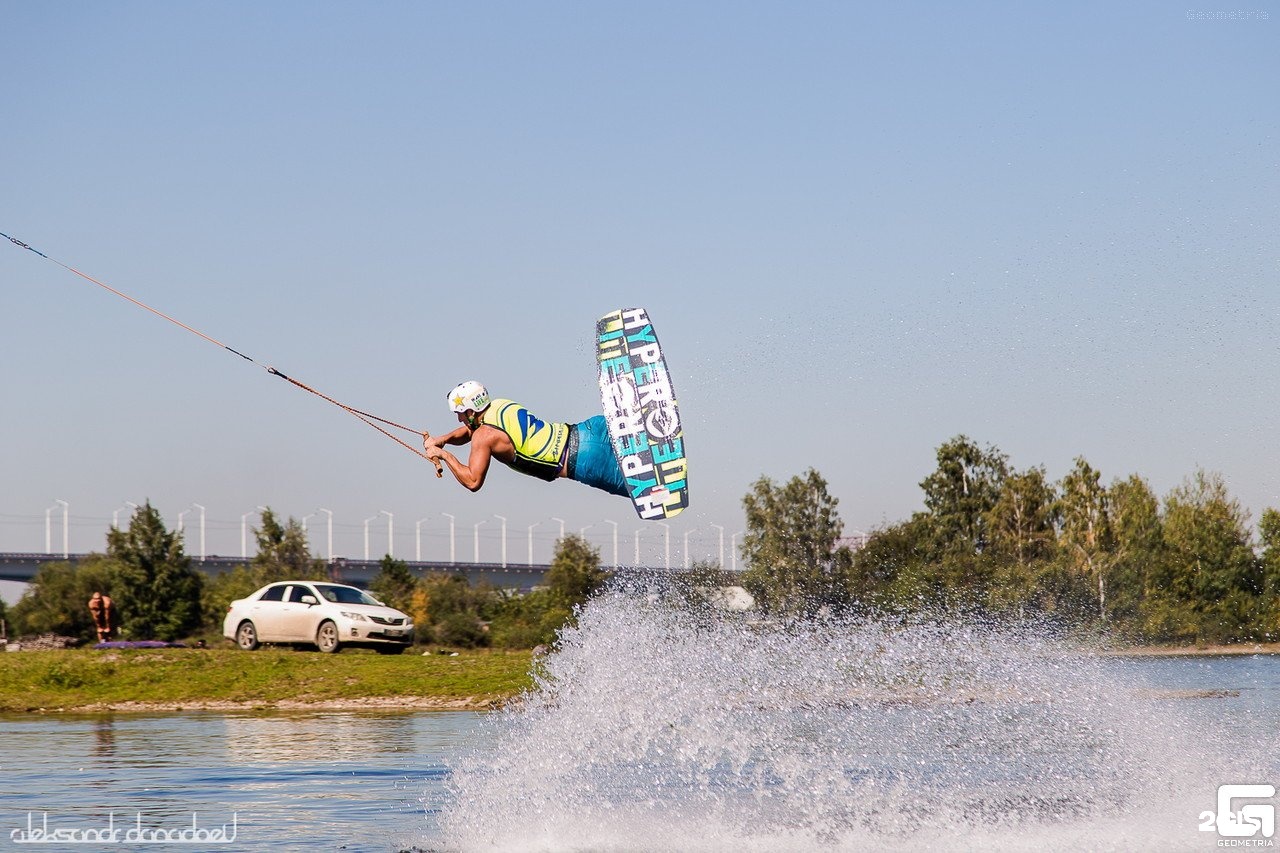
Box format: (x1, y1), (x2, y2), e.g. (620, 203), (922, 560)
(452, 396), (465, 407)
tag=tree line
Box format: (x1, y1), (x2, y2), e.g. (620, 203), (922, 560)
(4, 502), (608, 649)
(739, 435), (1280, 644)
(8, 433), (1276, 649)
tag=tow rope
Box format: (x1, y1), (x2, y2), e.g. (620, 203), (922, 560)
(2, 231), (442, 476)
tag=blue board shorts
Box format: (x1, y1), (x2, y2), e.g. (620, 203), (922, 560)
(565, 415), (628, 497)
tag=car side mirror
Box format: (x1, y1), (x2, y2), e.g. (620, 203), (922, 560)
(300, 595), (318, 606)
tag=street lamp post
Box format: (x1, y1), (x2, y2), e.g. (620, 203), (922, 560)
(634, 528), (642, 566)
(494, 515), (507, 568)
(527, 521), (542, 566)
(416, 517), (431, 562)
(113, 501), (139, 530)
(242, 506), (266, 560)
(710, 523), (725, 570)
(177, 508), (190, 555)
(730, 531), (743, 571)
(657, 521), (671, 570)
(192, 503), (206, 561)
(46, 500), (69, 557)
(300, 512), (316, 561)
(442, 513), (456, 564)
(59, 499), (69, 558)
(363, 515), (378, 561)
(473, 520), (487, 563)
(380, 510), (394, 558)
(683, 528), (697, 570)
(317, 508), (334, 561)
(603, 519), (618, 568)
(551, 517), (566, 542)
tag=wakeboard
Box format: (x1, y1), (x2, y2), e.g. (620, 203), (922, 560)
(596, 307), (688, 519)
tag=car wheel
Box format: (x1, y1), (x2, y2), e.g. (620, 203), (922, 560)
(236, 621), (260, 651)
(316, 620), (341, 653)
(375, 645), (407, 655)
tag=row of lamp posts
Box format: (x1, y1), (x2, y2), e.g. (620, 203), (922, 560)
(41, 501), (745, 571)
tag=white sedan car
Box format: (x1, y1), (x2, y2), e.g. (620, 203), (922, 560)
(223, 581), (415, 654)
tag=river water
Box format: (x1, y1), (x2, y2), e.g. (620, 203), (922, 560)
(2, 593), (1279, 852)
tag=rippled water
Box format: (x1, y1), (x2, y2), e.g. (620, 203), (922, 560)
(3, 589), (1279, 852)
(0, 711), (479, 851)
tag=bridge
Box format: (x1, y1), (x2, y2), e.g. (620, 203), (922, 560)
(0, 552), (558, 592)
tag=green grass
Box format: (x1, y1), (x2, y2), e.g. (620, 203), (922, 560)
(0, 647), (535, 712)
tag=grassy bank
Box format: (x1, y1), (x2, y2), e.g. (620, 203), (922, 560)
(0, 647), (535, 713)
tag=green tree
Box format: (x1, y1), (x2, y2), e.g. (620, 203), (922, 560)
(106, 502), (203, 641)
(369, 555), (416, 612)
(983, 466), (1059, 615)
(988, 465), (1058, 570)
(488, 588), (566, 648)
(849, 515), (933, 609)
(544, 534), (609, 608)
(1057, 457), (1113, 619)
(1107, 474), (1164, 629)
(741, 468), (852, 616)
(919, 435), (1009, 557)
(1255, 509), (1280, 638)
(476, 534), (612, 647)
(413, 573), (496, 648)
(1161, 470), (1261, 642)
(1259, 509), (1280, 581)
(252, 508), (326, 582)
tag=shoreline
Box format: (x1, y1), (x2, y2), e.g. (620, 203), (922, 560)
(9, 683), (1249, 716)
(3, 642), (1276, 716)
(1098, 641), (1280, 657)
(9, 694), (517, 715)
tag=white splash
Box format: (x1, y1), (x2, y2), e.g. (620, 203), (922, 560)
(438, 583), (1273, 852)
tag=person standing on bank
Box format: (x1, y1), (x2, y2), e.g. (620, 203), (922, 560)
(88, 591), (115, 642)
(423, 381), (628, 499)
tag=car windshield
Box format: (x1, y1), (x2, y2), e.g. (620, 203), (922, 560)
(313, 584), (382, 606)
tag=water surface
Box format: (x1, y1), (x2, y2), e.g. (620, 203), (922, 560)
(3, 603), (1279, 852)
(1, 711), (481, 851)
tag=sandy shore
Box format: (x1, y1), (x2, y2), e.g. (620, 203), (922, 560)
(1100, 641), (1280, 657)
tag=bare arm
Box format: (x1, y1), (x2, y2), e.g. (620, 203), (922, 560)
(424, 428), (499, 492)
(424, 424), (473, 449)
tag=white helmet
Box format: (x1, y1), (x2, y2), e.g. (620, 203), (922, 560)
(447, 380), (490, 414)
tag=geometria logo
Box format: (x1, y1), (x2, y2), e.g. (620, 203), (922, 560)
(1199, 784), (1276, 847)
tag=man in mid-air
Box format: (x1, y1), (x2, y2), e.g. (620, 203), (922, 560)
(423, 380), (627, 498)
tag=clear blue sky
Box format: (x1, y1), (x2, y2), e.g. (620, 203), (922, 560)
(2, 1), (1276, 581)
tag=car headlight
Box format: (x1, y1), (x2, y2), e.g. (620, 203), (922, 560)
(339, 611), (368, 622)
